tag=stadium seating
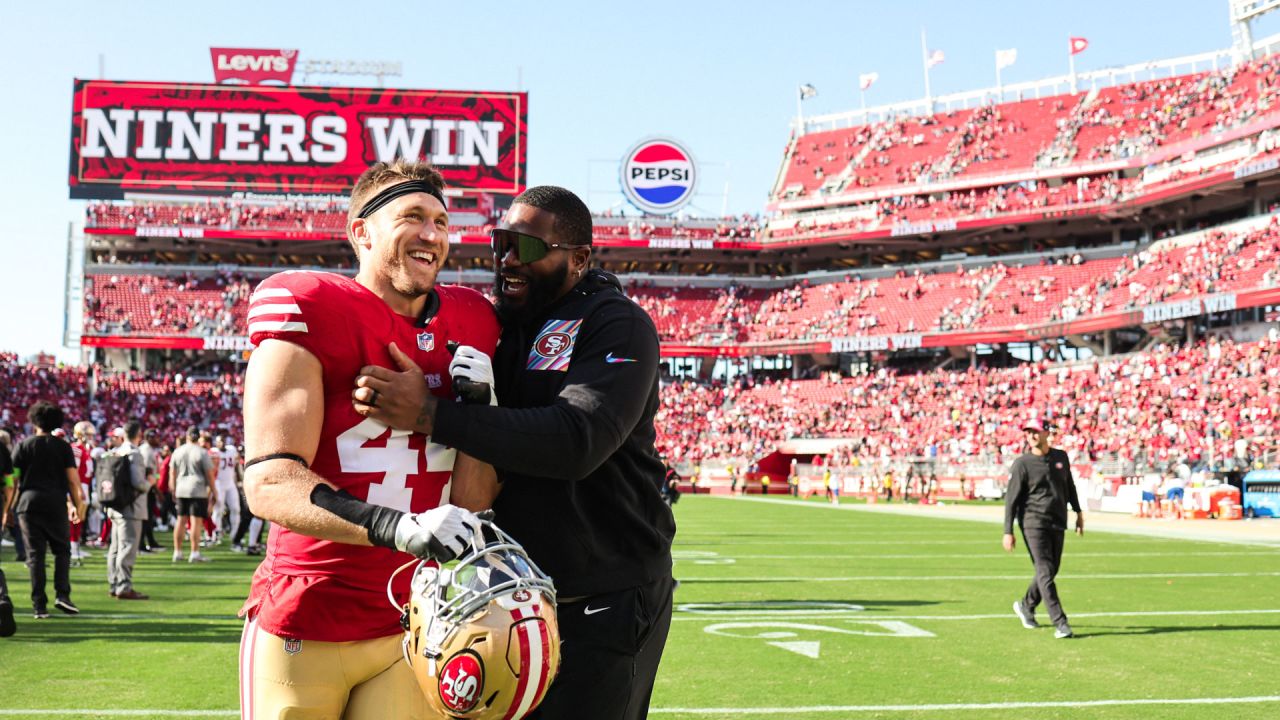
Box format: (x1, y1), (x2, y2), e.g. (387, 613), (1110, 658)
(8, 333), (1274, 469)
(84, 272), (251, 335)
(774, 54), (1280, 203)
(81, 218), (1280, 341)
(628, 285), (771, 343)
(0, 359), (242, 437)
(654, 335), (1280, 468)
(85, 200), (761, 244)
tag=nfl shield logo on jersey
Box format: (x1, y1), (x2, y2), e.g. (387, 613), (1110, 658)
(417, 332), (435, 352)
(283, 638), (302, 655)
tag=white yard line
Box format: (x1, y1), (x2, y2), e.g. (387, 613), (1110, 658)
(648, 695), (1280, 715)
(13, 695), (1277, 717)
(674, 570), (1280, 582)
(678, 550), (1277, 559)
(0, 707), (240, 712)
(672, 607), (1280, 622)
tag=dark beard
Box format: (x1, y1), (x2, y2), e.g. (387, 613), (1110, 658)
(494, 262), (569, 326)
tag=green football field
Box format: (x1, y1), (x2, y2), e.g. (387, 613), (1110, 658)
(2, 495), (1279, 719)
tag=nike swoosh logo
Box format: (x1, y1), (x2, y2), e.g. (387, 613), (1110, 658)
(605, 353), (637, 364)
(583, 605), (611, 615)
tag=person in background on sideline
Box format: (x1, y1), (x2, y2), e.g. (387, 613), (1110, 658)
(0, 430), (15, 636)
(69, 422), (97, 564)
(8, 402), (87, 618)
(1004, 419), (1084, 639)
(104, 422), (153, 600)
(138, 430), (163, 553)
(170, 428), (214, 563)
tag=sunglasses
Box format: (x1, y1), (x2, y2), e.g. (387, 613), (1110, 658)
(490, 228), (584, 264)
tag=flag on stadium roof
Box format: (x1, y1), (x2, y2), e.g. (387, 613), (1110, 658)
(926, 49), (945, 68)
(995, 48), (1018, 70)
(859, 72), (879, 91)
(1069, 37), (1089, 55)
(799, 83), (818, 100)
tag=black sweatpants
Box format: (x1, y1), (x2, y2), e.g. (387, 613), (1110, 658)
(17, 509), (72, 610)
(529, 575), (674, 720)
(1020, 524), (1068, 627)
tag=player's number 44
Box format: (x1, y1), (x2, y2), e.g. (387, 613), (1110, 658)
(335, 417), (456, 512)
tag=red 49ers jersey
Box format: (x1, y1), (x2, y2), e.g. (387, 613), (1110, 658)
(70, 442), (93, 485)
(241, 270), (499, 641)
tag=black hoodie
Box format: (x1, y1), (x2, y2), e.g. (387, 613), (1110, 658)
(433, 269), (675, 597)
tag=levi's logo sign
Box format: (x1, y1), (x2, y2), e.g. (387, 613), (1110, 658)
(210, 47), (298, 84)
(216, 52), (293, 73)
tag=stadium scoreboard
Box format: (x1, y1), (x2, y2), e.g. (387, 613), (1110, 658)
(68, 79), (528, 199)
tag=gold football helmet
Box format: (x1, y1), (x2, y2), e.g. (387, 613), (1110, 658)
(400, 519), (560, 719)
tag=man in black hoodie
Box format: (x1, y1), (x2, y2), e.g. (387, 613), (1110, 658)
(1003, 419), (1084, 639)
(352, 185), (675, 720)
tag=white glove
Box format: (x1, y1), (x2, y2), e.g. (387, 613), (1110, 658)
(393, 504), (481, 561)
(449, 345), (498, 406)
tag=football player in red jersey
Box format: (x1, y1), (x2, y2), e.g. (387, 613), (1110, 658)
(68, 421), (97, 563)
(238, 160), (501, 720)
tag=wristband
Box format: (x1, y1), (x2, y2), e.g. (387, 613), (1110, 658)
(310, 484), (404, 548)
(244, 452), (309, 470)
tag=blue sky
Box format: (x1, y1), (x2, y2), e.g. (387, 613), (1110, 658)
(2, 0), (1277, 361)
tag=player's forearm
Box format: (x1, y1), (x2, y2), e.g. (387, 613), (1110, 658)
(244, 462), (373, 546)
(65, 469), (86, 509)
(448, 452), (499, 511)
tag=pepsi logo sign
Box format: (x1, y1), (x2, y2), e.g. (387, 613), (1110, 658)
(535, 332), (572, 358)
(439, 651), (484, 713)
(620, 138), (697, 214)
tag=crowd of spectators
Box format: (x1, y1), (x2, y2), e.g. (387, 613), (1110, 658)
(86, 199), (760, 245)
(979, 217), (1280, 326)
(780, 53), (1280, 203)
(655, 333), (1280, 472)
(86, 199), (347, 234)
(6, 328), (1278, 484)
(1070, 55), (1280, 163)
(81, 217), (1280, 344)
(84, 271), (254, 336)
(0, 359), (242, 441)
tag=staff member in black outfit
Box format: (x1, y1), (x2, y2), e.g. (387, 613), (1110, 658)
(0, 431), (15, 636)
(1003, 419), (1083, 639)
(352, 185), (676, 720)
(8, 402), (88, 619)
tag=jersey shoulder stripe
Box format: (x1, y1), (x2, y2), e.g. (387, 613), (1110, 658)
(248, 271), (359, 348)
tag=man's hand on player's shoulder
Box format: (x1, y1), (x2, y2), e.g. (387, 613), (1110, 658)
(353, 342), (437, 435)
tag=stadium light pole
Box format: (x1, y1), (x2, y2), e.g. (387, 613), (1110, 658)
(1068, 43), (1075, 93)
(796, 89), (804, 136)
(921, 28), (933, 107)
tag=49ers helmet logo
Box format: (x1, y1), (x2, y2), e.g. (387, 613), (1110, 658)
(534, 332), (571, 358)
(439, 651), (484, 713)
